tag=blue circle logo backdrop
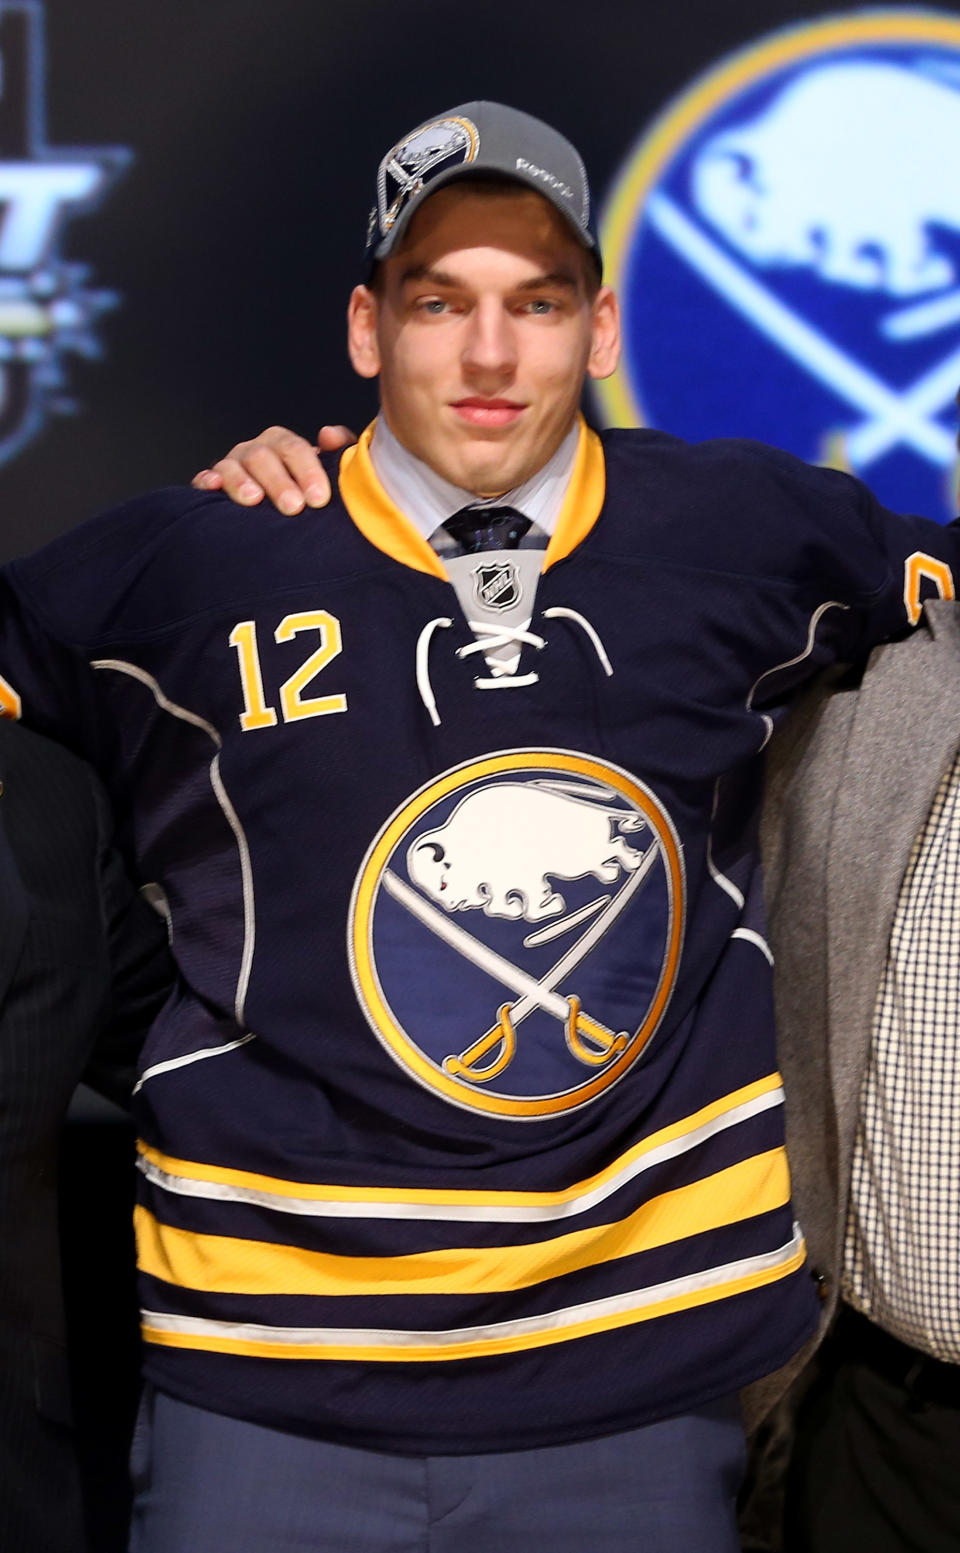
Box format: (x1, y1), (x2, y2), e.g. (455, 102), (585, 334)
(349, 750), (684, 1120)
(597, 10), (960, 523)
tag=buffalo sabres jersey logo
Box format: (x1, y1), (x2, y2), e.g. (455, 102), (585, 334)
(0, 2), (128, 466)
(349, 750), (684, 1119)
(377, 114), (480, 236)
(597, 10), (960, 523)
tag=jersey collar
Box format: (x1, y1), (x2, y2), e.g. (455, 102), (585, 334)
(338, 414), (606, 580)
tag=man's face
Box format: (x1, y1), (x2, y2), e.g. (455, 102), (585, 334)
(347, 186), (620, 497)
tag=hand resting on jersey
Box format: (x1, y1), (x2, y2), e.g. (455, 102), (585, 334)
(192, 423), (356, 512)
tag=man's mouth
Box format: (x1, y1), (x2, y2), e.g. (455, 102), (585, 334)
(449, 398), (527, 428)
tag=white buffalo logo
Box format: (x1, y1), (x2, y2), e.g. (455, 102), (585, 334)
(392, 122), (473, 180)
(380, 116), (479, 232)
(692, 62), (960, 296)
(407, 782), (646, 922)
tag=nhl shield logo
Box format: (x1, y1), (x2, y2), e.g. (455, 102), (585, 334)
(473, 560), (521, 611)
(0, 3), (129, 466)
(349, 749), (684, 1119)
(598, 11), (960, 523)
(378, 115), (480, 235)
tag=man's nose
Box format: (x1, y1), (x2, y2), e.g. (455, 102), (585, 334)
(461, 300), (517, 378)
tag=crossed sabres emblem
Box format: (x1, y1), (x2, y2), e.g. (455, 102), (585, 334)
(379, 780), (660, 1086)
(642, 57), (960, 476)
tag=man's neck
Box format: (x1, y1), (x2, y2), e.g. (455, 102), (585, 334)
(369, 416), (580, 542)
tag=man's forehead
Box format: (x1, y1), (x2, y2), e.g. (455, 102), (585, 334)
(398, 260), (580, 289)
(386, 184), (588, 277)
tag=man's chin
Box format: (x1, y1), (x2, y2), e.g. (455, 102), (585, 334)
(445, 441), (533, 498)
(452, 466), (519, 498)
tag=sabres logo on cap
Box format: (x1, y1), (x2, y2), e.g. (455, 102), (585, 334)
(349, 749), (684, 1119)
(378, 115), (480, 235)
(598, 10), (960, 523)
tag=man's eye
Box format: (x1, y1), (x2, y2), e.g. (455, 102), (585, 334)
(523, 299), (556, 315)
(417, 298), (450, 315)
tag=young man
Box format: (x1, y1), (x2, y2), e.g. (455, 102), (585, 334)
(2, 102), (959, 1552)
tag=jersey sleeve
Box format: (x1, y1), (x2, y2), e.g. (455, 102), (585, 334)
(0, 487), (205, 759)
(844, 470), (960, 653)
(0, 570), (102, 757)
(712, 438), (960, 658)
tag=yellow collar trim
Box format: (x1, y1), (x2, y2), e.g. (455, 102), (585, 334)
(543, 417), (606, 572)
(338, 425), (446, 580)
(337, 415), (606, 578)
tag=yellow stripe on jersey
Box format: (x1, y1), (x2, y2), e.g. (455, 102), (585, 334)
(0, 670), (21, 721)
(337, 415), (606, 578)
(140, 1228), (807, 1362)
(136, 1072), (783, 1218)
(904, 551), (955, 625)
(135, 1147), (790, 1298)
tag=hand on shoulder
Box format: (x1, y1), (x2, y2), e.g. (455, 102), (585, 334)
(191, 425), (357, 513)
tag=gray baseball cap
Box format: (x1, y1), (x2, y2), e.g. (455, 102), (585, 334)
(364, 101), (601, 276)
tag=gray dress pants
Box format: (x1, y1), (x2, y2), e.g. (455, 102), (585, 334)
(128, 1384), (746, 1553)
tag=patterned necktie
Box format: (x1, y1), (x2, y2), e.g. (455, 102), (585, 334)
(441, 505), (532, 556)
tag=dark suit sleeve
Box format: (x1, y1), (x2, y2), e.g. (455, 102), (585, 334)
(80, 774), (172, 1108)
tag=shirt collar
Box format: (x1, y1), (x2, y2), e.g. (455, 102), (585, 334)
(369, 415), (580, 542)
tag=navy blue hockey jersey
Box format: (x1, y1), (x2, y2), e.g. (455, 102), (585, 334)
(0, 418), (956, 1451)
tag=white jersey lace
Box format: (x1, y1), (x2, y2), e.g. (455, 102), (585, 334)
(415, 607), (613, 727)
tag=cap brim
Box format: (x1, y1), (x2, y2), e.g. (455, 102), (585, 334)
(371, 163), (600, 269)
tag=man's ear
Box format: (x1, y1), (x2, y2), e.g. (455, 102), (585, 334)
(586, 286), (621, 382)
(347, 285), (381, 379)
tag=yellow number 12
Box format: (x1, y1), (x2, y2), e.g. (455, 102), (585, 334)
(230, 611), (347, 732)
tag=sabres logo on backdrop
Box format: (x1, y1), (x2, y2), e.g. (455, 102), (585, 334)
(349, 751), (684, 1119)
(598, 10), (960, 522)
